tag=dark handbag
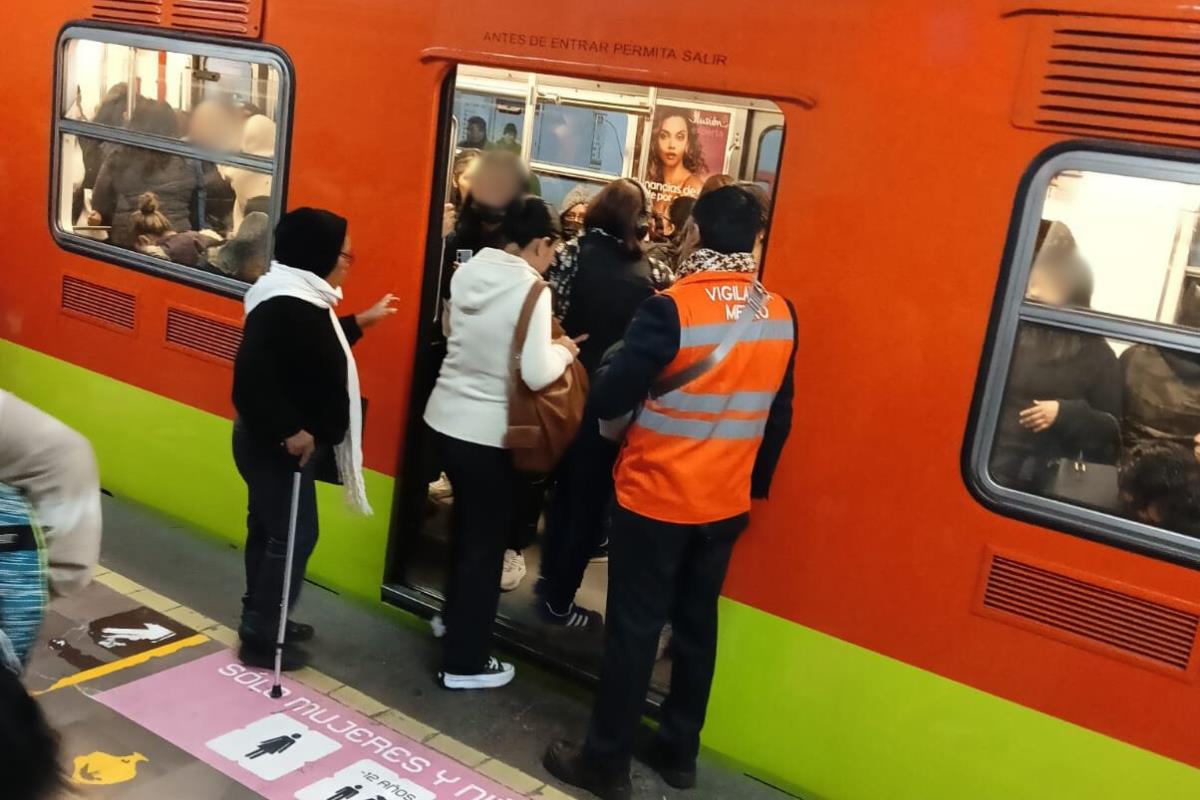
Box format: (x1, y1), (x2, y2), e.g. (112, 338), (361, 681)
(504, 281), (588, 473)
(314, 397), (368, 485)
(1043, 454), (1120, 510)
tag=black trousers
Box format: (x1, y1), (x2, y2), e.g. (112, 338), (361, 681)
(539, 420), (619, 610)
(233, 423), (318, 644)
(585, 503), (746, 771)
(439, 432), (542, 674)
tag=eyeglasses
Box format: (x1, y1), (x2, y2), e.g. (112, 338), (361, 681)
(339, 251), (355, 265)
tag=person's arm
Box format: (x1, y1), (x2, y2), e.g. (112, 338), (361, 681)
(338, 315), (364, 347)
(91, 158), (116, 223)
(752, 299), (798, 499)
(590, 295), (680, 419)
(233, 303), (306, 442)
(520, 288), (574, 391)
(1053, 340), (1123, 462)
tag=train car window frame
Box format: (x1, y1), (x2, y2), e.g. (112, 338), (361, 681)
(967, 145), (1200, 568)
(50, 24), (294, 298)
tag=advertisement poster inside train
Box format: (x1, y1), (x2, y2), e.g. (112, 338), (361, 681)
(644, 104), (731, 214)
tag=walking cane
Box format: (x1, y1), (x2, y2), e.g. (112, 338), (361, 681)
(270, 470), (303, 699)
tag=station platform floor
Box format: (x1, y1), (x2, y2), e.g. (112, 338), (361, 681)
(25, 495), (792, 800)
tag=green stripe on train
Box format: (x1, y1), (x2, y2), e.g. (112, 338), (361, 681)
(4, 338), (1199, 799)
(0, 340), (391, 600)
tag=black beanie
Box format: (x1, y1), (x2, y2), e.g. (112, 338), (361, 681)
(273, 207), (348, 278)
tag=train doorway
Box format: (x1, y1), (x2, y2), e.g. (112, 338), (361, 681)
(384, 65), (785, 686)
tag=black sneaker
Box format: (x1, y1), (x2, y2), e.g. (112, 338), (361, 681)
(588, 537), (609, 563)
(543, 740), (631, 800)
(237, 641), (308, 672)
(286, 620), (315, 643)
(636, 735), (697, 790)
(439, 656), (515, 690)
(537, 600), (603, 631)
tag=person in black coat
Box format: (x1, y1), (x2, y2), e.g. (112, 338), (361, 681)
(231, 208), (397, 670)
(536, 179), (662, 629)
(990, 221), (1122, 497)
(91, 100), (201, 250)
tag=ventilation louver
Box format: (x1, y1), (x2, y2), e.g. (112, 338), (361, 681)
(981, 554), (1199, 673)
(165, 307), (242, 362)
(91, 0), (262, 38)
(1014, 16), (1200, 146)
(61, 275), (136, 332)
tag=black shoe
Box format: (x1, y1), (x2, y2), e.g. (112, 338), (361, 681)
(536, 599), (603, 631)
(543, 740), (631, 800)
(285, 620), (315, 643)
(237, 641), (308, 672)
(636, 736), (697, 790)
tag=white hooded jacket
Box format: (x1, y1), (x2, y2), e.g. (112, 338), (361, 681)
(424, 247), (574, 448)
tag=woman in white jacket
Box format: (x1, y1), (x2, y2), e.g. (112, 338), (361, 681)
(424, 196), (578, 689)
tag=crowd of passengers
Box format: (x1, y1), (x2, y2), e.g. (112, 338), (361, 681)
(223, 146), (794, 800)
(992, 220), (1200, 535)
(69, 84), (274, 282)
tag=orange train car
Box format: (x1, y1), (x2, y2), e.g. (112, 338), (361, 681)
(4, 0), (1200, 796)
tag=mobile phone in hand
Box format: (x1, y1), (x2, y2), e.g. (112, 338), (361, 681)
(456, 249), (472, 264)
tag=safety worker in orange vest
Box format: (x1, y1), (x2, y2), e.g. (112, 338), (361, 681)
(544, 185), (796, 800)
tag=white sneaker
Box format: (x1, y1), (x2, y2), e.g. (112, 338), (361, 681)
(440, 656), (516, 690)
(500, 549), (526, 592)
(430, 614), (446, 639)
(428, 473), (453, 503)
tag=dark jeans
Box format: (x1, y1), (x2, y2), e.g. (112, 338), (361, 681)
(439, 432), (525, 674)
(585, 504), (747, 772)
(539, 421), (619, 610)
(233, 423), (318, 644)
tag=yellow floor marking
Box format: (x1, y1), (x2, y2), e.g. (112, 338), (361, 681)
(34, 633), (209, 695)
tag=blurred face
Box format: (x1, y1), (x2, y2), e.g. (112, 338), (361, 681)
(189, 102), (237, 150)
(467, 122), (486, 145)
(656, 116), (689, 168)
(327, 232), (353, 288)
(1026, 262), (1069, 307)
(471, 164), (521, 209)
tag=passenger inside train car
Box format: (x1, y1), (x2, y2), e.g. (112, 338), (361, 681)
(987, 170), (1200, 540)
(56, 37), (285, 287)
(402, 65), (784, 686)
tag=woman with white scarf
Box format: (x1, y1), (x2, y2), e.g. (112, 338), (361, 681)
(232, 207), (396, 670)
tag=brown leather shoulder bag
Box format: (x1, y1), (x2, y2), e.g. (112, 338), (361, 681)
(504, 280), (588, 473)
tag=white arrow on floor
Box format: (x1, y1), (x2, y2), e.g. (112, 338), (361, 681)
(98, 623), (176, 649)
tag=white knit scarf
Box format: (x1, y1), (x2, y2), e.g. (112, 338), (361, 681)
(244, 261), (372, 515)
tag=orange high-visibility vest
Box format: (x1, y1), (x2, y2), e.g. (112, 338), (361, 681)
(614, 271), (794, 524)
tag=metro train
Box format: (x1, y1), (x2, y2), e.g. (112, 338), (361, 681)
(4, 0), (1200, 797)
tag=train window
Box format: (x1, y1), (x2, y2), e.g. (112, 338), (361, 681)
(531, 103), (631, 176)
(753, 126), (783, 191)
(53, 27), (291, 294)
(453, 91), (526, 153)
(970, 151), (1200, 564)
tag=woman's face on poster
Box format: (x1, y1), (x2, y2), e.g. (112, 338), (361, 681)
(656, 115), (689, 168)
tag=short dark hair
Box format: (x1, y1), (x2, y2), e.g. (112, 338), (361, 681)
(501, 195), (561, 248)
(583, 179), (648, 257)
(692, 185), (765, 254)
(667, 195), (695, 236)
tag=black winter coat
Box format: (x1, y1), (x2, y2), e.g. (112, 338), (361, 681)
(92, 151), (200, 248)
(990, 326), (1122, 490)
(232, 298), (363, 446)
(558, 233), (657, 375)
(1120, 345), (1200, 461)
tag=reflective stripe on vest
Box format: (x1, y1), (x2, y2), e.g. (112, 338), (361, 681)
(679, 319), (794, 348)
(636, 407), (769, 441)
(654, 388), (776, 414)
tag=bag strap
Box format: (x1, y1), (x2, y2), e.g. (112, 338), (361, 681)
(650, 281), (770, 399)
(509, 280), (549, 386)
